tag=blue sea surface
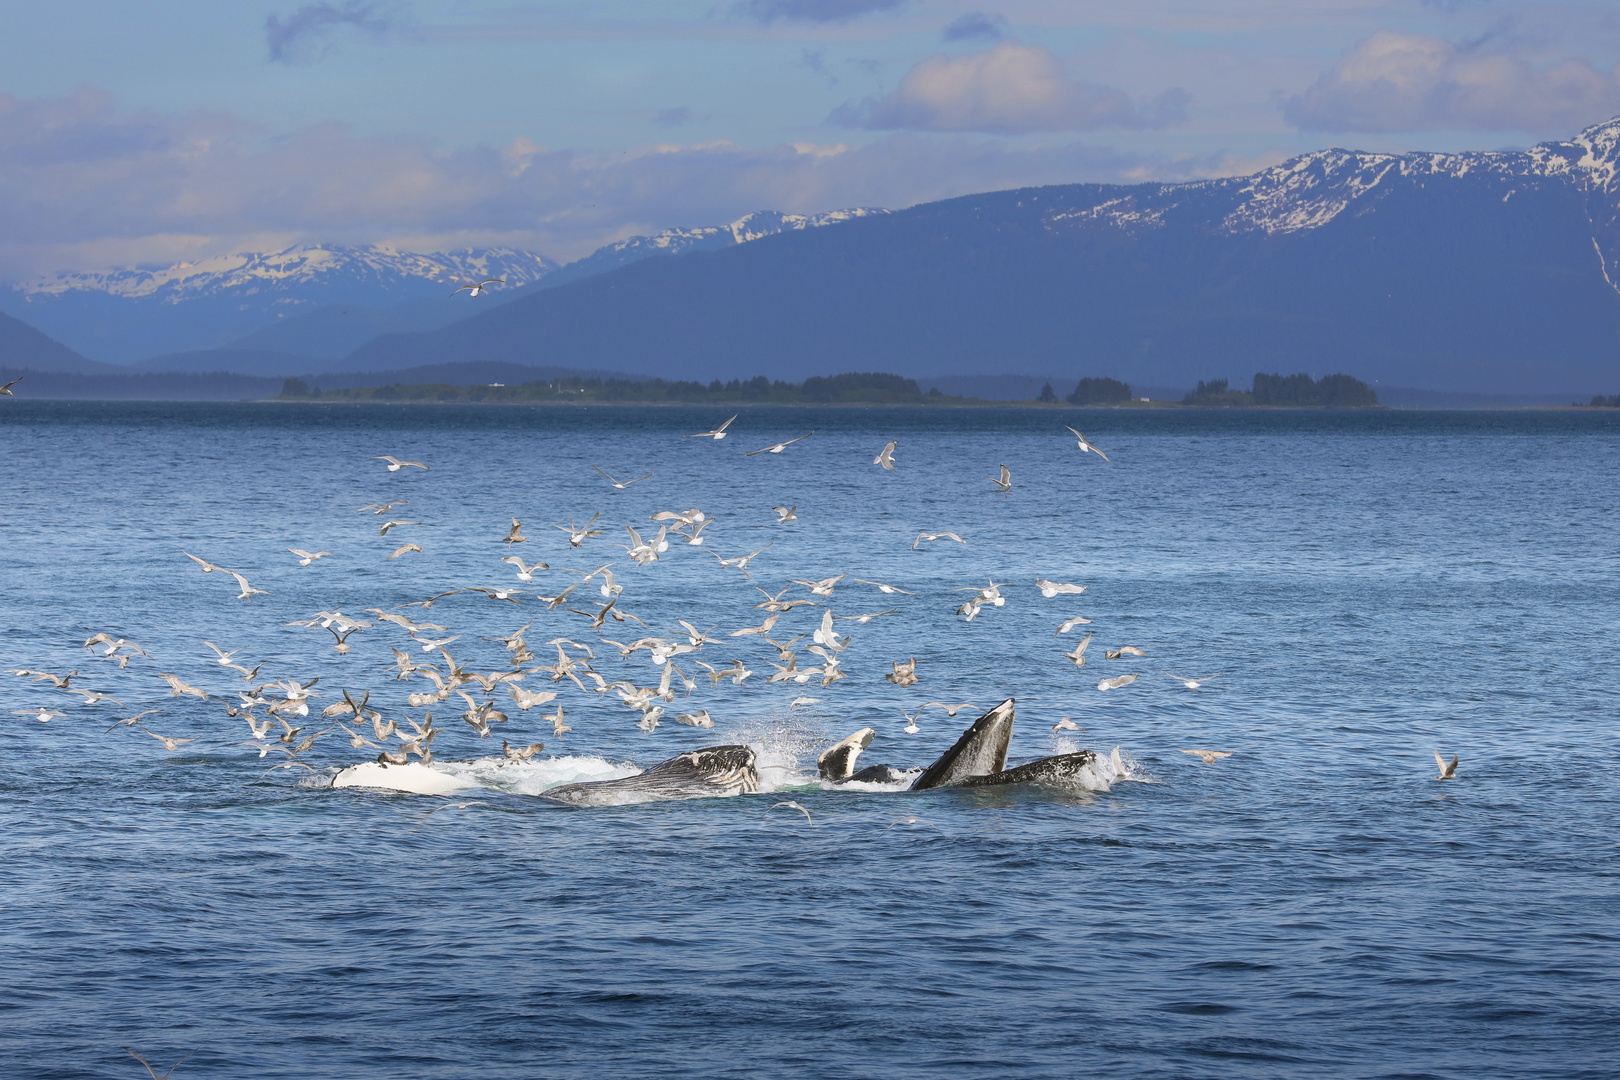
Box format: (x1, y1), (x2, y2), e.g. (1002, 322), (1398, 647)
(1, 402), (1617, 1080)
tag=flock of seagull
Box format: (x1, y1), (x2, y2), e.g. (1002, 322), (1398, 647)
(4, 404), (1460, 784)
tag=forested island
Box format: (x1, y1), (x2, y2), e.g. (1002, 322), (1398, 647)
(1181, 372), (1380, 407)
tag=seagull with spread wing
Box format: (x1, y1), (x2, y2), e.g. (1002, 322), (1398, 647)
(912, 532), (965, 551)
(687, 414), (737, 439)
(745, 431), (813, 456)
(555, 512), (604, 546)
(593, 463), (653, 490)
(1065, 426), (1110, 461)
(374, 456), (429, 471)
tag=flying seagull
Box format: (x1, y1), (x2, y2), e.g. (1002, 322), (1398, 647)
(912, 532), (965, 550)
(0, 376), (21, 396)
(1182, 749), (1232, 764)
(123, 1048), (196, 1080)
(687, 414), (737, 439)
(592, 464), (652, 490)
(374, 456), (429, 471)
(1165, 673), (1220, 689)
(851, 577), (914, 595)
(554, 512), (604, 546)
(1065, 426), (1110, 461)
(745, 432), (813, 456)
(874, 440), (897, 470)
(770, 800), (813, 824)
(140, 726), (198, 753)
(1097, 673), (1138, 691)
(986, 464), (1012, 495)
(287, 548), (331, 567)
(452, 277), (504, 297)
(1434, 750), (1459, 780)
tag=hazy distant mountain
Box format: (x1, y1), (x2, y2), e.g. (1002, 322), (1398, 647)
(0, 210), (889, 370)
(0, 245), (556, 364)
(210, 209), (889, 364)
(0, 310), (118, 375)
(343, 119), (1620, 396)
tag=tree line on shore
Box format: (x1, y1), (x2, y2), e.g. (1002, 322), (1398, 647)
(279, 369), (1380, 407)
(281, 372), (963, 405)
(1055, 371), (1378, 407)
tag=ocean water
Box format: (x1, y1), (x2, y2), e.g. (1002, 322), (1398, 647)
(1, 402), (1617, 1080)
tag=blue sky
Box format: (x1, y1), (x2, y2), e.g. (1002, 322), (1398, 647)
(3, 0), (1619, 277)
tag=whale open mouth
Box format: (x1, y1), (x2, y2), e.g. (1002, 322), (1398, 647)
(539, 745), (760, 807)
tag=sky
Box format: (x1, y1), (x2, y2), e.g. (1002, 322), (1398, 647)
(3, 0), (1620, 278)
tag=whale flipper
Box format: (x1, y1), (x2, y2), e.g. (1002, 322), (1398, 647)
(818, 727), (875, 782)
(541, 745), (759, 806)
(910, 699), (1015, 790)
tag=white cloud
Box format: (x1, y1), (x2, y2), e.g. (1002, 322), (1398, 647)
(832, 40), (1188, 134)
(0, 87), (1233, 279)
(1285, 30), (1620, 132)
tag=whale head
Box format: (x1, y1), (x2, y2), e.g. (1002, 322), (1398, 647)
(817, 727), (876, 782)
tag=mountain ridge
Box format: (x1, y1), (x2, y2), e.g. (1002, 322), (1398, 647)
(2, 210), (888, 367)
(339, 118), (1620, 395)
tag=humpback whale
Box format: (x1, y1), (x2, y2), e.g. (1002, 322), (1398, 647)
(826, 699), (1104, 790)
(540, 745), (760, 806)
(326, 698), (1110, 803)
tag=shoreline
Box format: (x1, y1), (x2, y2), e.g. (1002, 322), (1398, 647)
(5, 395), (1613, 411)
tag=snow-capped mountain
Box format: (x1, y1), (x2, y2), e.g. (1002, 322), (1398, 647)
(345, 117), (1620, 395)
(20, 244), (555, 302)
(0, 245), (557, 364)
(0, 211), (885, 366)
(1036, 116), (1620, 270)
(535, 208), (887, 291)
